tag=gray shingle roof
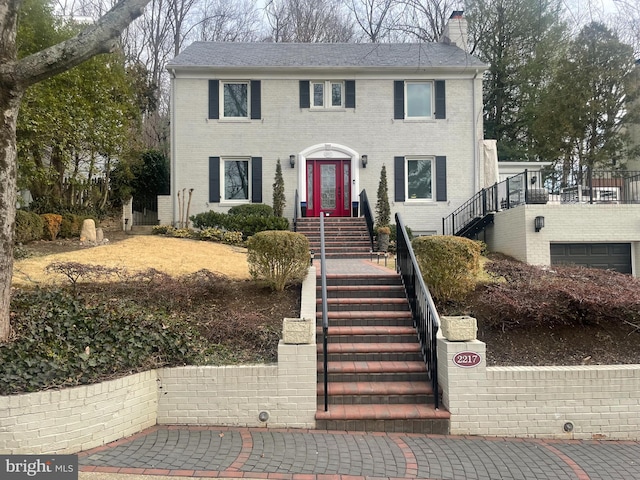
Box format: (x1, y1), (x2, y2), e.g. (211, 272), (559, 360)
(167, 42), (485, 70)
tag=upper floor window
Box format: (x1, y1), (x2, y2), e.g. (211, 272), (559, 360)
(311, 81), (344, 108)
(209, 80), (261, 120)
(394, 80), (445, 120)
(405, 81), (433, 119)
(223, 82), (249, 118)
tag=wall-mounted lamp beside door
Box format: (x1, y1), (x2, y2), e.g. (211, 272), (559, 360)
(289, 155), (296, 168)
(361, 155), (368, 168)
(535, 216), (545, 232)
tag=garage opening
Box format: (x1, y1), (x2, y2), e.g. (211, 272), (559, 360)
(550, 243), (632, 274)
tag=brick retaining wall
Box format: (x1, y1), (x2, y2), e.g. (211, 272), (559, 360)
(438, 335), (640, 440)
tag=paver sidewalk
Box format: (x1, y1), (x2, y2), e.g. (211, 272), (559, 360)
(79, 426), (640, 480)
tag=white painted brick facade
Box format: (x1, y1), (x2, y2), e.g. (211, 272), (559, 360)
(485, 204), (640, 275)
(438, 336), (640, 440)
(0, 371), (157, 454)
(170, 73), (484, 235)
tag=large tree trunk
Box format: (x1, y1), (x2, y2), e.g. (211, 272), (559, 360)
(0, 0), (152, 342)
(0, 86), (22, 342)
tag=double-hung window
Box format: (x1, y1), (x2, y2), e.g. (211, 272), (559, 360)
(223, 157), (250, 201)
(394, 80), (445, 120)
(405, 81), (433, 119)
(311, 81), (344, 108)
(222, 82), (249, 118)
(406, 156), (434, 200)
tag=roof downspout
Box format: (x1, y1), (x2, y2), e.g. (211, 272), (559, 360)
(472, 68), (480, 193)
(169, 68), (177, 226)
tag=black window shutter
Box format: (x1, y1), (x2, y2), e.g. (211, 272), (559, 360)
(436, 156), (447, 201)
(345, 80), (356, 108)
(251, 80), (261, 119)
(299, 81), (310, 108)
(394, 156), (405, 202)
(209, 80), (219, 119)
(435, 80), (446, 119)
(209, 156), (220, 203)
(394, 81), (404, 119)
(251, 157), (262, 203)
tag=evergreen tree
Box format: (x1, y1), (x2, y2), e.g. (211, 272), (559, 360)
(533, 22), (639, 177)
(375, 164), (391, 227)
(272, 158), (285, 217)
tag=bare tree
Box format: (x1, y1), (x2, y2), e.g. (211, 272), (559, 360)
(264, 0), (354, 42)
(397, 0), (461, 42)
(347, 0), (400, 42)
(0, 0), (152, 341)
(193, 0), (260, 42)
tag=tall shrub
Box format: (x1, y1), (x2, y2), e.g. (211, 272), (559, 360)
(412, 235), (482, 303)
(272, 158), (285, 217)
(247, 231), (310, 291)
(375, 164), (390, 228)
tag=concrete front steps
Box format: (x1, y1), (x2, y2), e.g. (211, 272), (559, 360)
(315, 273), (449, 434)
(296, 217), (372, 258)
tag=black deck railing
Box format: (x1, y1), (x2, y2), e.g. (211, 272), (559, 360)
(443, 169), (640, 236)
(359, 189), (375, 250)
(319, 212), (329, 412)
(395, 213), (440, 409)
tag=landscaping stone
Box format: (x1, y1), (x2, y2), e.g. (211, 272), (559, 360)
(80, 219), (97, 244)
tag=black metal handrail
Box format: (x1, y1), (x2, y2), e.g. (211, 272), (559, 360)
(320, 212), (329, 412)
(293, 189), (299, 232)
(395, 213), (440, 409)
(443, 168), (640, 236)
(359, 189), (375, 250)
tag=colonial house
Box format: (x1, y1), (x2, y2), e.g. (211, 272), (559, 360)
(160, 13), (486, 237)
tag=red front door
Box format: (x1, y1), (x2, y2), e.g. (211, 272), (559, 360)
(306, 159), (351, 217)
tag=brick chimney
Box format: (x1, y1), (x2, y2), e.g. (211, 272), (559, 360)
(440, 10), (468, 51)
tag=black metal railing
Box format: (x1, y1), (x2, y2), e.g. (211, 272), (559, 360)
(443, 169), (640, 236)
(395, 213), (440, 409)
(293, 189), (299, 232)
(320, 212), (329, 412)
(359, 189), (375, 250)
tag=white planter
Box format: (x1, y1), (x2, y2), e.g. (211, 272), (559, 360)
(282, 317), (313, 344)
(440, 315), (477, 341)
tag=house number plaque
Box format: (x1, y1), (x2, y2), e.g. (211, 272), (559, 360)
(453, 351), (481, 368)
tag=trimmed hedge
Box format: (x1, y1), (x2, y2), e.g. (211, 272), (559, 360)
(191, 207), (289, 239)
(15, 210), (44, 243)
(412, 235), (482, 302)
(41, 213), (63, 240)
(247, 231), (310, 291)
(59, 214), (90, 238)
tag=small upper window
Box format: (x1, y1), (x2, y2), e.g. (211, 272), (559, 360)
(311, 81), (344, 108)
(405, 81), (433, 119)
(222, 82), (249, 118)
(406, 157), (434, 200)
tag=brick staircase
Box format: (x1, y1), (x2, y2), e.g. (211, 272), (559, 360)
(298, 219), (449, 434)
(295, 217), (372, 258)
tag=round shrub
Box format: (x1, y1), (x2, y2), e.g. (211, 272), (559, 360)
(41, 213), (63, 240)
(14, 210), (44, 244)
(59, 214), (90, 238)
(412, 235), (482, 303)
(247, 231), (310, 291)
(228, 204), (274, 217)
